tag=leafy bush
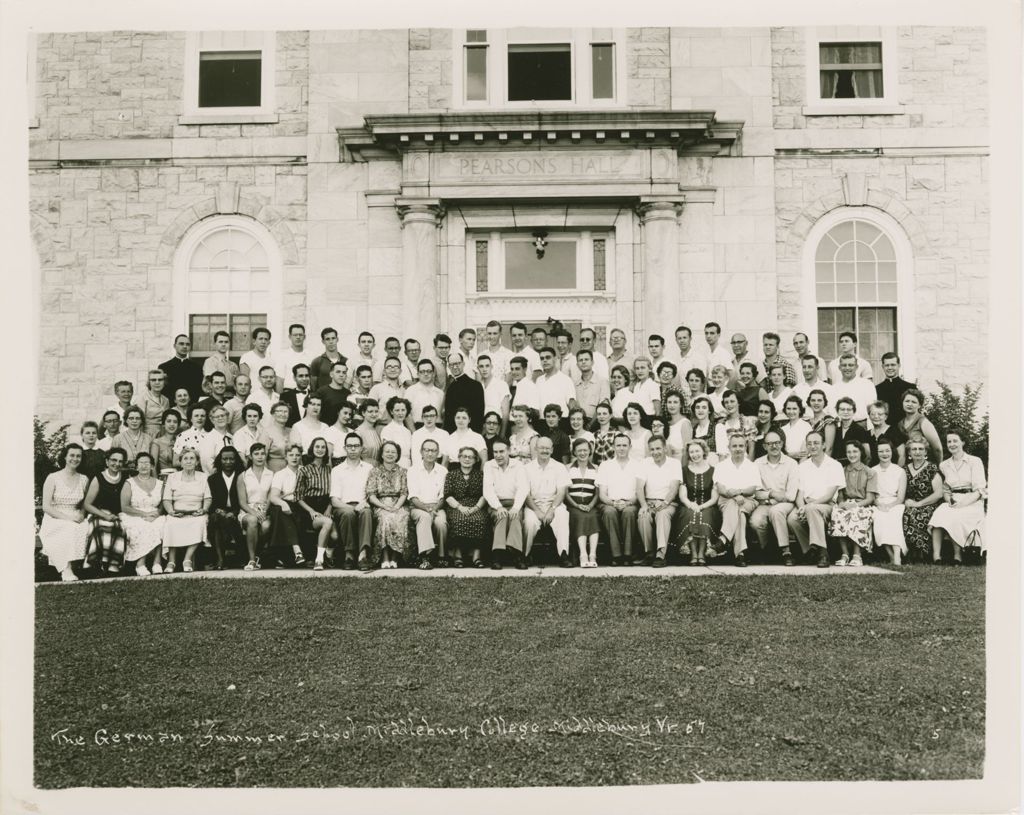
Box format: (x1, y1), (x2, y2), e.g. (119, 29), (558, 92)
(923, 383), (989, 466)
(34, 415), (70, 505)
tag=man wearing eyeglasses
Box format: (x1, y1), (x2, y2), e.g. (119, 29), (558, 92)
(330, 433), (375, 570)
(727, 334), (757, 388)
(750, 428), (800, 566)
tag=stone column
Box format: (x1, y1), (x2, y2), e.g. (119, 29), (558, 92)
(636, 196), (683, 340)
(395, 197), (445, 345)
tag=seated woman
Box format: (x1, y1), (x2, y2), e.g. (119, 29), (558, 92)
(443, 446), (488, 568)
(565, 437), (600, 567)
(898, 388), (944, 464)
(120, 451), (166, 576)
(366, 440), (412, 569)
(206, 446), (243, 570)
(623, 403), (651, 462)
(110, 405), (153, 475)
(266, 443), (306, 567)
(779, 395), (812, 462)
(83, 447), (129, 575)
(675, 438), (720, 566)
(173, 405), (208, 470)
(901, 438), (944, 564)
(238, 442), (274, 570)
(871, 438), (907, 565)
(78, 421), (107, 480)
(295, 437), (338, 570)
(149, 409), (181, 478)
(507, 405), (539, 463)
(829, 441), (878, 567)
(39, 443), (91, 582)
(591, 402), (616, 465)
(929, 428), (987, 565)
(161, 448), (211, 573)
(381, 397), (414, 469)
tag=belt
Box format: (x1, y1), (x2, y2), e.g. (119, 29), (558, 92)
(950, 487), (973, 494)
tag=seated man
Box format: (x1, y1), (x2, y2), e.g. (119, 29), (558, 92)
(787, 430), (846, 568)
(714, 431), (764, 567)
(749, 428), (800, 565)
(329, 433), (375, 569)
(596, 433), (641, 566)
(407, 438), (448, 569)
(523, 436), (571, 567)
(636, 436), (681, 567)
(483, 437), (529, 570)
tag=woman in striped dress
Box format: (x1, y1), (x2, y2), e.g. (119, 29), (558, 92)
(295, 437), (338, 569)
(565, 437), (600, 567)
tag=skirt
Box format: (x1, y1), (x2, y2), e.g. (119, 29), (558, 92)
(676, 504), (722, 549)
(829, 505), (875, 550)
(162, 514), (208, 551)
(929, 503), (986, 551)
(268, 502), (301, 550)
(84, 517), (128, 571)
(38, 515), (89, 572)
(568, 505), (600, 537)
(372, 503), (413, 562)
(121, 513), (166, 561)
(872, 505), (906, 553)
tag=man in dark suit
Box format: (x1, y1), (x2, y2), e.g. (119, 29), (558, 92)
(443, 352), (485, 433)
(159, 334), (204, 402)
(279, 364), (313, 427)
(875, 352), (915, 425)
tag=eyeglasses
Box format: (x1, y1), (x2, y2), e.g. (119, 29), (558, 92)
(344, 443), (362, 449)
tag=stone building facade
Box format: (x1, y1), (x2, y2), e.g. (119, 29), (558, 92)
(29, 26), (989, 425)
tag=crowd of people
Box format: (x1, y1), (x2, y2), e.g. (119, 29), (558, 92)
(37, 320), (987, 581)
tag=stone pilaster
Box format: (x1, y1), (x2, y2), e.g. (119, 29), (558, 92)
(396, 197), (445, 345)
(636, 196), (683, 339)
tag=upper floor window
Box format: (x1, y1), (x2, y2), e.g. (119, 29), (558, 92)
(181, 31), (277, 123)
(803, 28), (902, 116)
(457, 28), (625, 109)
(819, 43), (882, 99)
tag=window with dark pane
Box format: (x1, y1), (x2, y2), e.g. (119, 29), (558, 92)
(507, 44), (572, 101)
(819, 42), (883, 99)
(199, 51), (262, 108)
(591, 44), (614, 99)
(505, 240), (576, 289)
(592, 239), (606, 290)
(475, 240), (489, 292)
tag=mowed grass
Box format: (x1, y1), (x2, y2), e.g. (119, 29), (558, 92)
(35, 569), (984, 788)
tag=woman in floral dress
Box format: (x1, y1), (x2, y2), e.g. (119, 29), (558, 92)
(901, 438), (944, 563)
(829, 441), (877, 566)
(120, 451), (165, 575)
(366, 440), (411, 569)
(591, 402), (616, 465)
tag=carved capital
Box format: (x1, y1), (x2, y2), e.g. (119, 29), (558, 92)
(395, 197), (445, 228)
(635, 196), (683, 224)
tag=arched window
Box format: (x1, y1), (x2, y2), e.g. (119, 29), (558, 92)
(173, 216), (282, 362)
(811, 215), (911, 379)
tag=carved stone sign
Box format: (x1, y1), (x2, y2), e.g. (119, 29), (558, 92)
(431, 150), (648, 184)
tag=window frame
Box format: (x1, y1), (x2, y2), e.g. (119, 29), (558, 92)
(181, 31), (278, 124)
(802, 27), (903, 116)
(453, 28), (627, 110)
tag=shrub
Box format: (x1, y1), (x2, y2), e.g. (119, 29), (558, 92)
(923, 383), (989, 467)
(34, 416), (70, 505)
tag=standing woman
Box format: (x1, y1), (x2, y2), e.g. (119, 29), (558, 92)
(706, 365), (730, 417)
(567, 407), (595, 450)
(238, 443), (274, 570)
(173, 405), (208, 470)
(591, 402), (617, 465)
(264, 402), (293, 473)
(233, 404), (272, 467)
(120, 451), (165, 576)
(444, 407), (488, 467)
(295, 437), (338, 570)
(150, 409), (181, 478)
(623, 403), (651, 462)
(508, 405), (539, 463)
(779, 395), (812, 462)
(683, 368), (708, 415)
(829, 441), (877, 567)
(366, 440), (412, 569)
(565, 438), (601, 567)
(266, 443), (306, 567)
(766, 365), (793, 416)
(897, 388), (944, 464)
(676, 439), (720, 566)
(78, 422), (107, 480)
(355, 400), (383, 465)
(161, 448), (211, 573)
(901, 439), (944, 564)
(443, 447), (488, 568)
(663, 392), (693, 462)
(806, 389), (837, 457)
(170, 388), (193, 423)
(714, 391), (744, 454)
(83, 448), (128, 575)
(871, 438), (907, 565)
(381, 397), (414, 469)
(110, 406), (153, 475)
(39, 443), (91, 582)
(831, 397), (872, 466)
(609, 365), (634, 422)
(929, 428), (987, 565)
(690, 397), (720, 464)
(749, 400), (777, 461)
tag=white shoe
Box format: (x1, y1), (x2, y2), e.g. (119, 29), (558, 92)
(834, 555), (849, 567)
(182, 561), (194, 573)
(135, 562), (151, 577)
(244, 560), (256, 571)
(253, 558), (262, 570)
(313, 562), (324, 571)
(849, 555), (863, 567)
(60, 568), (78, 582)
(150, 562), (163, 575)
(164, 562), (176, 573)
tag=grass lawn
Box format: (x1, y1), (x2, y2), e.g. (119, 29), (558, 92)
(34, 568), (984, 788)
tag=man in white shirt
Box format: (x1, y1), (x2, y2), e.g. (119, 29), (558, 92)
(275, 324), (309, 391)
(508, 322), (541, 381)
(202, 330), (240, 395)
(483, 437), (529, 569)
(329, 433), (375, 569)
(606, 328), (634, 377)
(535, 347), (577, 418)
(576, 328), (609, 380)
(571, 349), (608, 420)
(647, 334), (672, 377)
(410, 405), (449, 468)
(480, 320), (514, 382)
(352, 331), (379, 386)
(789, 332), (827, 376)
(714, 431), (764, 567)
(786, 429), (846, 568)
(674, 325), (708, 378)
(239, 327), (278, 390)
(407, 438), (448, 567)
(729, 334), (757, 384)
(477, 354), (511, 435)
(831, 354), (878, 422)
(400, 338), (423, 386)
(791, 355), (837, 418)
(523, 437), (571, 566)
(826, 331), (874, 383)
(636, 436), (682, 567)
(405, 360), (446, 427)
(373, 337), (402, 383)
(596, 434), (641, 566)
(508, 357), (541, 414)
(750, 428), (800, 565)
(703, 321), (734, 375)
(96, 411), (121, 451)
(369, 356), (406, 427)
(248, 365), (280, 415)
(198, 405), (234, 475)
(457, 328), (479, 379)
(224, 374), (252, 432)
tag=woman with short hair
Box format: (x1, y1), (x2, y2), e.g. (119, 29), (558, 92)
(481, 411), (503, 461)
(609, 365), (634, 422)
(663, 391), (693, 462)
(676, 438), (720, 567)
(162, 448), (211, 573)
(443, 446), (487, 568)
(381, 397), (414, 469)
(929, 428), (987, 565)
(264, 402), (293, 473)
(120, 451), (166, 576)
(39, 443), (90, 582)
(897, 388), (944, 464)
(83, 447), (129, 575)
(749, 400), (778, 461)
(233, 403), (271, 467)
(829, 441), (877, 567)
(110, 405), (153, 474)
(507, 405), (539, 463)
(591, 402), (616, 465)
(170, 387), (193, 423)
(766, 364), (793, 416)
(779, 395), (812, 462)
(206, 446), (243, 570)
(831, 397), (872, 466)
(565, 437), (600, 567)
(266, 443), (306, 567)
(78, 421), (107, 480)
(444, 407), (487, 466)
(238, 442), (274, 570)
(690, 397), (720, 464)
(366, 440), (412, 569)
(806, 389), (837, 456)
(901, 438), (944, 564)
(871, 438), (907, 565)
(173, 405), (208, 470)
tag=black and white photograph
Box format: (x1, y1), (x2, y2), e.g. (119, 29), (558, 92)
(1, 0), (1020, 811)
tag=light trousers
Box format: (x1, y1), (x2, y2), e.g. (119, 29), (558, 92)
(490, 500), (524, 553)
(786, 503), (834, 553)
(600, 504), (638, 559)
(718, 495), (759, 554)
(409, 507), (447, 555)
(638, 502), (676, 554)
(524, 504), (570, 555)
(749, 502), (796, 550)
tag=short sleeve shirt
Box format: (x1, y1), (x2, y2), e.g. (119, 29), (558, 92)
(638, 456), (683, 501)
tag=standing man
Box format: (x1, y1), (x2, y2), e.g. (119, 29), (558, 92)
(309, 327), (347, 391)
(750, 428), (800, 565)
(480, 320), (513, 382)
(369, 356), (406, 426)
(347, 365), (374, 411)
(407, 439), (448, 568)
(429, 333), (454, 390)
(405, 360), (445, 428)
(106, 380), (135, 418)
(457, 328), (479, 379)
(703, 322), (733, 374)
(442, 352), (485, 433)
(375, 337), (403, 382)
(728, 334), (757, 386)
(477, 355), (511, 436)
(536, 347), (577, 420)
(647, 335), (672, 377)
(313, 362), (352, 427)
(673, 325), (708, 379)
(352, 331), (379, 385)
(483, 437), (529, 569)
(135, 370), (170, 436)
(280, 364), (313, 427)
(160, 334), (204, 402)
(787, 430), (846, 568)
(790, 332), (826, 375)
(636, 436), (681, 567)
(760, 332), (798, 388)
(400, 338), (423, 386)
(571, 349), (607, 420)
(508, 357), (541, 415)
(523, 437), (571, 567)
(508, 322), (541, 381)
(248, 366), (280, 416)
(553, 331), (577, 376)
(528, 328), (548, 380)
(875, 352), (914, 425)
(792, 355), (836, 418)
(276, 324), (309, 391)
(329, 433), (375, 570)
(596, 434), (641, 566)
(239, 328), (278, 390)
(606, 328), (634, 376)
(826, 331), (874, 383)
(202, 331), (239, 396)
(831, 354), (877, 422)
(577, 328), (609, 381)
(198, 372), (230, 428)
(224, 374), (252, 432)
(714, 431), (764, 567)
